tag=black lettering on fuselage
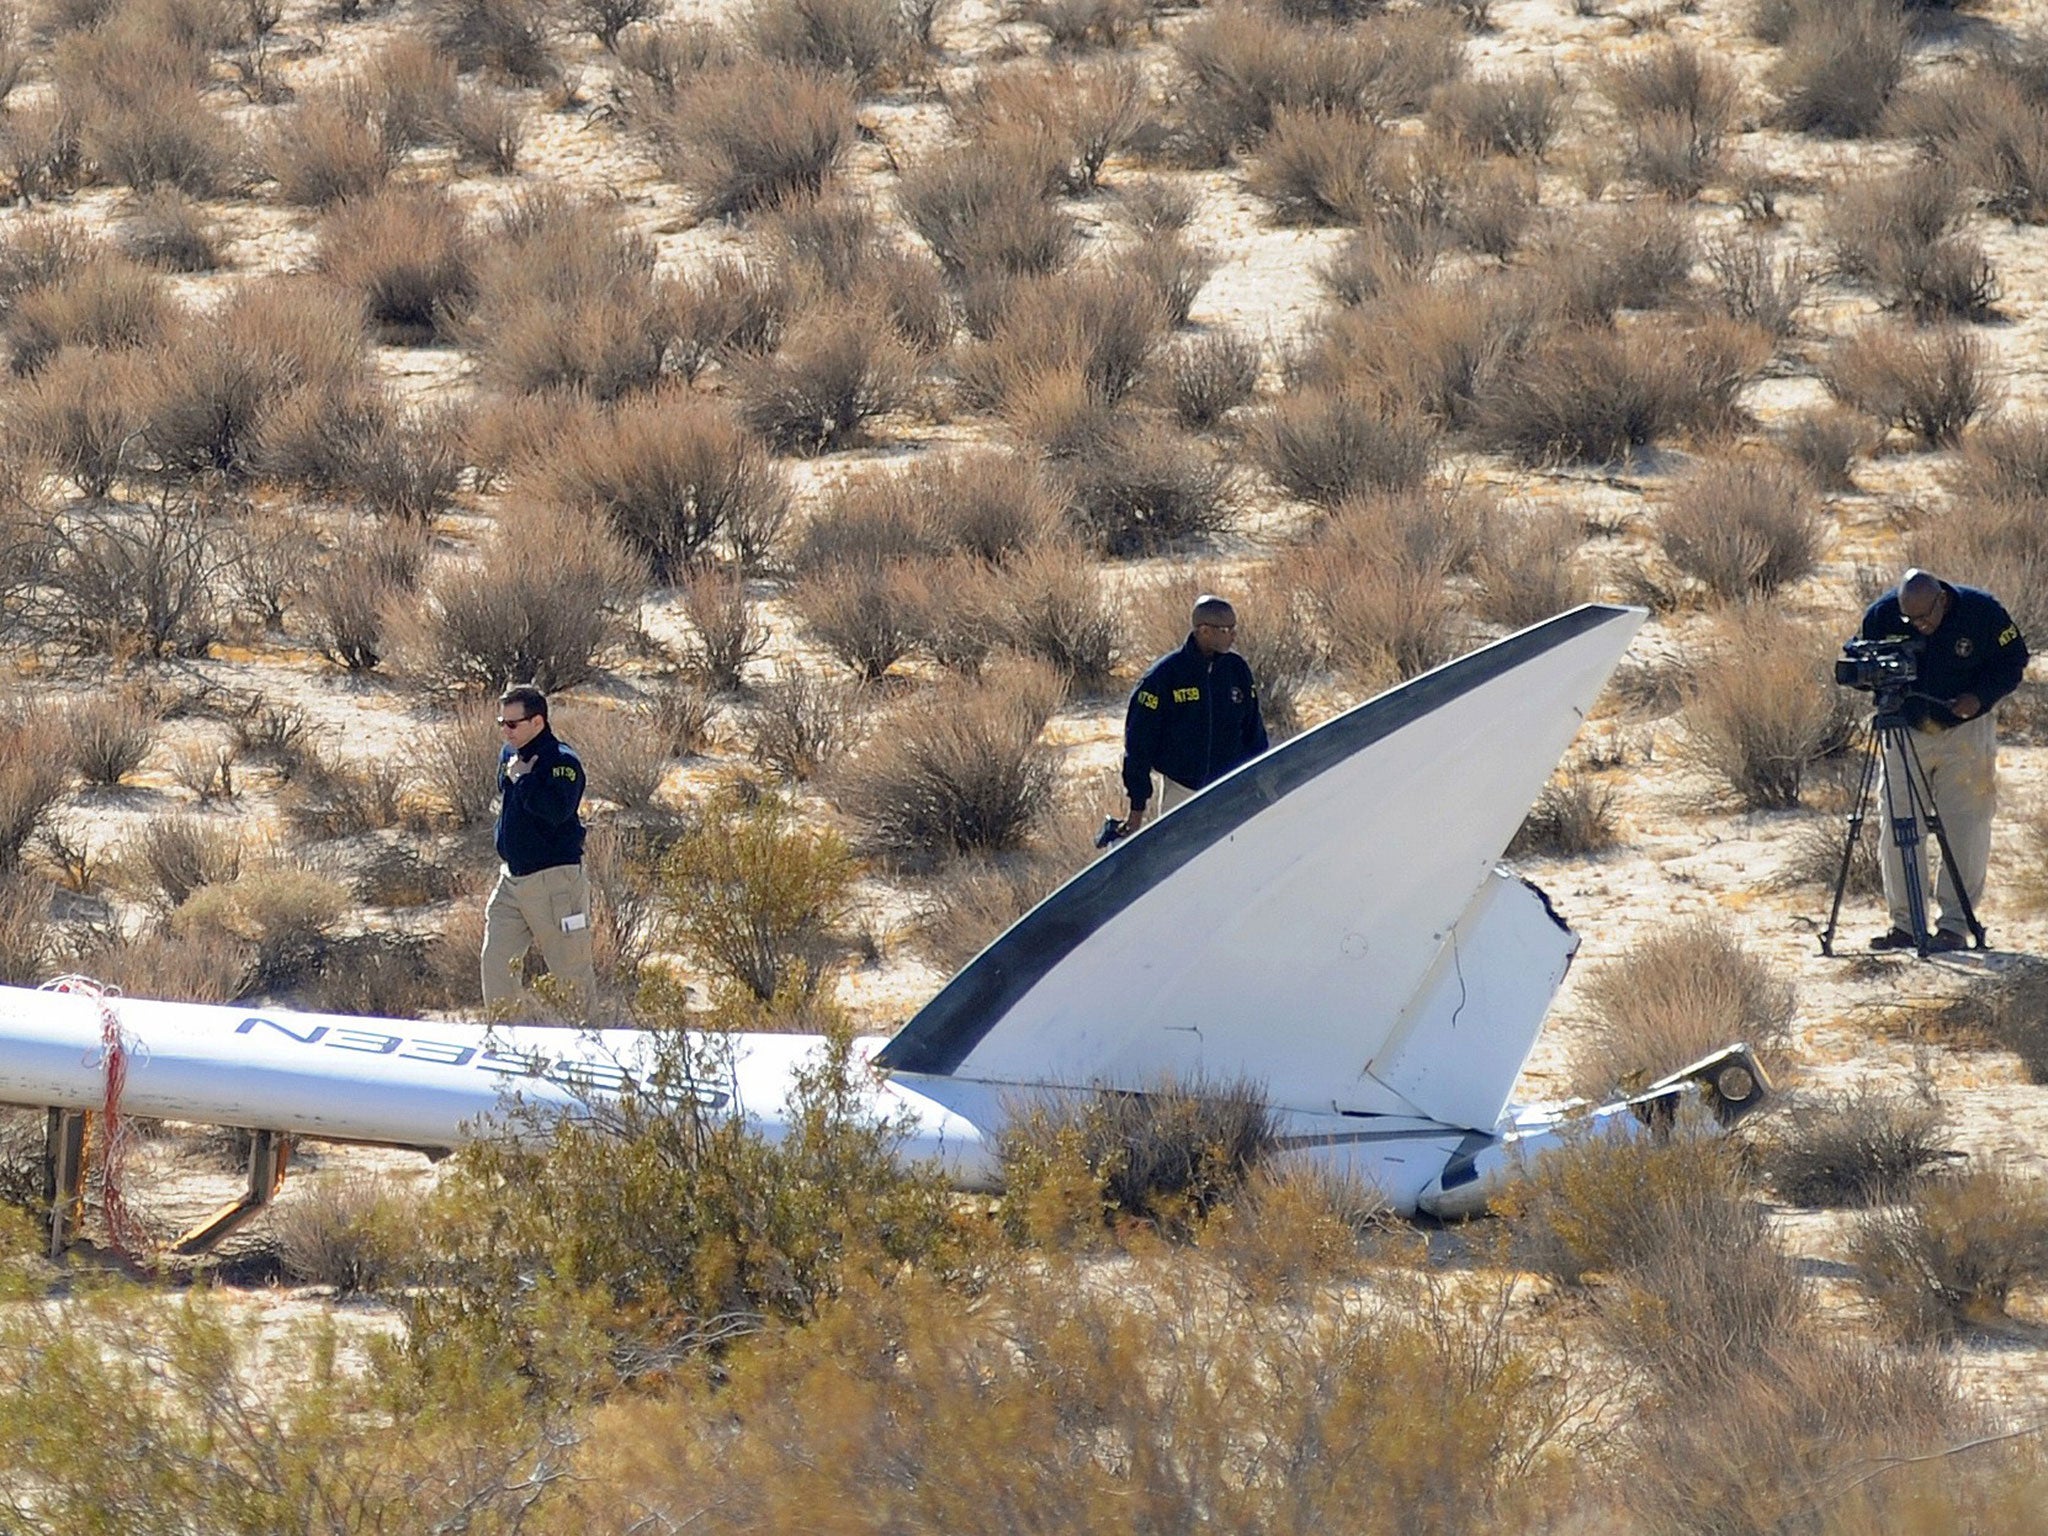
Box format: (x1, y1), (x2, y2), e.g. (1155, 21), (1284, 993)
(237, 1016), (329, 1045)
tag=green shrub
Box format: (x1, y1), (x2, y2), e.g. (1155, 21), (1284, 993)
(171, 863), (350, 989)
(660, 791), (854, 999)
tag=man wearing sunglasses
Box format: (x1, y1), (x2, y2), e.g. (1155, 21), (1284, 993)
(1858, 568), (2028, 953)
(1121, 594), (1269, 836)
(481, 684), (595, 1016)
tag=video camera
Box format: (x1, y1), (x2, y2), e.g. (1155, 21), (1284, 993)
(1834, 635), (1922, 695)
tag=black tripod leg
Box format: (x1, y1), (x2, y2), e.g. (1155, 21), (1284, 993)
(1877, 725), (1934, 956)
(1821, 729), (1883, 957)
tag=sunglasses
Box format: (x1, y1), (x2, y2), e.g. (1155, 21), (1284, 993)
(496, 716), (530, 728)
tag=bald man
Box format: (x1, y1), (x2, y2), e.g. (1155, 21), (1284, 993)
(1857, 568), (2027, 951)
(1122, 595), (1268, 834)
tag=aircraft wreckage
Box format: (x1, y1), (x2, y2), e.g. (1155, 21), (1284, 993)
(0, 604), (1768, 1256)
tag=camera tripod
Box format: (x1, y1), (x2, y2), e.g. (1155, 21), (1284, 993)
(1819, 696), (1986, 959)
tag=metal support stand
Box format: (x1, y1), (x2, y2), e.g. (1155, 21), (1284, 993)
(1820, 706), (1986, 959)
(43, 1108), (86, 1262)
(173, 1130), (292, 1256)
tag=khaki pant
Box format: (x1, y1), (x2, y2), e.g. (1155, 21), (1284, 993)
(1156, 775), (1196, 815)
(1879, 712), (1997, 937)
(481, 862), (595, 1017)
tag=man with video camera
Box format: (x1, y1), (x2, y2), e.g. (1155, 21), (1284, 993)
(1856, 569), (2028, 952)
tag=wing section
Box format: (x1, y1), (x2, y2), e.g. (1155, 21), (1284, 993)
(875, 604), (1645, 1114)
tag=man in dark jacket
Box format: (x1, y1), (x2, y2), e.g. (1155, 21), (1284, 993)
(1122, 595), (1269, 834)
(481, 684), (596, 1015)
(1859, 569), (2028, 952)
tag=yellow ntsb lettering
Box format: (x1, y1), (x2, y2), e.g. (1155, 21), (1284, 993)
(1137, 690), (1159, 710)
(553, 765), (578, 780)
(1172, 686), (1201, 703)
(1999, 625), (2019, 646)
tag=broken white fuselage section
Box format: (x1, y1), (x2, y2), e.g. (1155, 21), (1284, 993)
(0, 604), (1767, 1252)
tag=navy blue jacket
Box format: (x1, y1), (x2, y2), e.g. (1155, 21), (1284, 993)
(495, 726), (587, 875)
(1122, 636), (1269, 806)
(1861, 580), (2028, 729)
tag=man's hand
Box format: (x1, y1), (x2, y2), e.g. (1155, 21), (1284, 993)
(1952, 693), (1983, 720)
(504, 754), (535, 782)
(1125, 801), (1148, 834)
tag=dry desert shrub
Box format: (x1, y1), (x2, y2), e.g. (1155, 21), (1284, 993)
(912, 842), (1086, 972)
(118, 187), (224, 273)
(1949, 408), (2048, 501)
(24, 495), (233, 658)
(465, 190), (680, 400)
(140, 279), (369, 479)
(254, 388), (465, 522)
(1057, 418), (1235, 557)
(265, 82), (393, 207)
(790, 558), (925, 680)
(562, 704), (672, 812)
(303, 519), (427, 673)
(567, 0), (661, 49)
(958, 267), (1168, 412)
(72, 925), (248, 1003)
(0, 876), (53, 988)
(1927, 962), (2048, 1083)
(280, 752), (408, 839)
(1283, 536), (1466, 693)
(914, 449), (1065, 563)
(1293, 278), (1527, 427)
(122, 813), (243, 910)
(271, 1171), (423, 1293)
(997, 1076), (1277, 1242)
(954, 58), (1147, 195)
(1596, 40), (1738, 198)
(1507, 764), (1620, 857)
(728, 303), (918, 453)
(1570, 919), (1795, 1097)
(9, 347), (149, 497)
(899, 554), (1005, 674)
(390, 501), (645, 693)
(1823, 323), (1996, 447)
(1247, 105), (1388, 226)
(429, 0), (558, 83)
(1777, 404), (1871, 491)
(528, 394), (791, 578)
(4, 253), (173, 375)
(1254, 385), (1439, 504)
(1426, 65), (1568, 157)
(1752, 1085), (1956, 1207)
(56, 23), (243, 196)
(0, 703), (70, 873)
(361, 33), (460, 149)
(660, 790), (854, 999)
(1852, 1163), (2048, 1340)
(836, 658), (1061, 862)
(404, 702), (500, 829)
(792, 466), (947, 571)
(1525, 199), (1698, 322)
(675, 565), (766, 692)
(671, 255), (795, 377)
(63, 688), (158, 786)
(1705, 230), (1812, 338)
(1657, 456), (1826, 602)
(1940, 72), (2048, 223)
(172, 862), (352, 988)
(747, 0), (922, 87)
(1018, 0), (1141, 50)
(1904, 494), (2048, 642)
(645, 59), (856, 220)
(749, 670), (863, 781)
(993, 540), (1124, 692)
(898, 138), (1076, 290)
(1470, 502), (1588, 630)
(314, 184), (476, 341)
(1822, 161), (1997, 321)
(1477, 317), (1769, 466)
(1158, 328), (1262, 428)
(1678, 611), (1853, 810)
(1117, 232), (1216, 328)
(1766, 0), (1907, 138)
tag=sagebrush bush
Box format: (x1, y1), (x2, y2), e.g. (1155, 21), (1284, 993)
(1570, 918), (1795, 1097)
(1471, 502), (1588, 630)
(0, 705), (70, 872)
(1754, 1086), (1955, 1207)
(1905, 492), (2048, 644)
(747, 0), (920, 86)
(995, 540), (1124, 692)
(1678, 611), (1854, 811)
(836, 659), (1061, 863)
(465, 191), (680, 401)
(1507, 765), (1620, 857)
(897, 139), (1075, 279)
(1427, 65), (1567, 157)
(646, 59), (856, 219)
(1853, 1164), (2048, 1340)
(429, 0), (558, 82)
(789, 559), (924, 680)
(1158, 328), (1261, 428)
(676, 565), (766, 691)
(730, 304), (918, 453)
(955, 58), (1146, 195)
(1657, 456), (1826, 602)
(1526, 199), (1697, 323)
(749, 670), (863, 782)
(1823, 323), (1996, 447)
(121, 813), (243, 910)
(562, 704), (673, 812)
(1824, 162), (1997, 321)
(1255, 385), (1439, 504)
(4, 252), (172, 375)
(405, 702), (501, 827)
(390, 500), (645, 692)
(998, 1076), (1277, 1242)
(63, 688), (157, 786)
(119, 187), (223, 272)
(660, 791), (854, 999)
(266, 82), (393, 207)
(314, 184), (476, 340)
(1767, 0), (1906, 138)
(1952, 410), (2048, 502)
(172, 862), (352, 986)
(60, 26), (242, 197)
(530, 394), (791, 578)
(1596, 41), (1738, 198)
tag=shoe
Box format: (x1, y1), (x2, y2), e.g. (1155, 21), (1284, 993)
(1926, 929), (1969, 953)
(1868, 928), (1917, 951)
